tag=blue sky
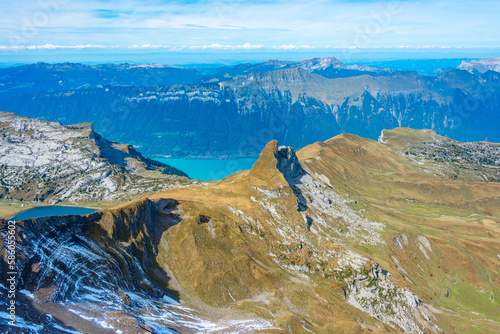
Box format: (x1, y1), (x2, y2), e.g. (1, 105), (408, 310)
(0, 0), (499, 54)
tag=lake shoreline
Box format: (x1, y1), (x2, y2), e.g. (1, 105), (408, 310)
(2, 203), (101, 221)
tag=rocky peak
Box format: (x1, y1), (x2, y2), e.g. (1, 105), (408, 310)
(261, 59), (291, 67)
(297, 57), (345, 70)
(457, 57), (500, 74)
(276, 145), (303, 179)
(248, 141), (304, 185)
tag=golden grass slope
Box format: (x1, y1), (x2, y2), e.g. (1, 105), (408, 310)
(83, 130), (500, 333)
(298, 131), (500, 332)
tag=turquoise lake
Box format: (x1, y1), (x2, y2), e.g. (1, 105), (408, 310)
(157, 158), (257, 181)
(12, 206), (98, 221)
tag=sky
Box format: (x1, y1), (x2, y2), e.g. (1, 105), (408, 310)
(0, 0), (499, 62)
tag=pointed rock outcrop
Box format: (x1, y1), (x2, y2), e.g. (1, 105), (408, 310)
(276, 145), (304, 180)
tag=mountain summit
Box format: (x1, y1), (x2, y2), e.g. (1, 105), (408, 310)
(457, 57), (500, 74)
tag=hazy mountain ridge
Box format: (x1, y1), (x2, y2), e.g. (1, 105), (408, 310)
(2, 59), (499, 158)
(457, 57), (500, 74)
(2, 129), (499, 333)
(0, 62), (203, 101)
(200, 57), (403, 83)
(0, 112), (190, 205)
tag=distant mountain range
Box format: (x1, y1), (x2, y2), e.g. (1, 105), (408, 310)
(0, 62), (202, 100)
(0, 57), (499, 158)
(199, 57), (403, 83)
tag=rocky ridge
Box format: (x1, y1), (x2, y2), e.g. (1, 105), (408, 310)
(457, 58), (500, 74)
(379, 128), (500, 182)
(0, 112), (191, 205)
(203, 57), (401, 83)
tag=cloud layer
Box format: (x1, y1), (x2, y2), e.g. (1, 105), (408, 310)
(1, 0), (499, 51)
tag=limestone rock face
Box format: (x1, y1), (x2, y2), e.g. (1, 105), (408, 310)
(0, 112), (190, 204)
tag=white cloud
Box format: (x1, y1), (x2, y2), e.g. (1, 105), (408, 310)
(1, 0), (499, 49)
(128, 44), (163, 49)
(0, 44), (480, 53)
(277, 45), (317, 50)
(188, 43), (265, 50)
(0, 44), (119, 51)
